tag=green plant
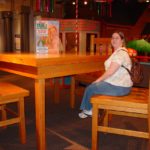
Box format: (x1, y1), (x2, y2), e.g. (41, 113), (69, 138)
(127, 39), (150, 54)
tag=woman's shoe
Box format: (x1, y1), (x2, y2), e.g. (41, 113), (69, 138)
(78, 111), (88, 119)
(78, 109), (92, 119)
(83, 109), (92, 116)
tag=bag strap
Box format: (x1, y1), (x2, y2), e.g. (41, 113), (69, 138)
(121, 64), (131, 75)
(119, 49), (131, 75)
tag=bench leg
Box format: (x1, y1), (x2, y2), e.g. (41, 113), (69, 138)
(70, 76), (75, 108)
(18, 98), (26, 144)
(54, 78), (60, 104)
(92, 104), (99, 150)
(148, 84), (150, 150)
(1, 105), (7, 128)
(103, 110), (109, 127)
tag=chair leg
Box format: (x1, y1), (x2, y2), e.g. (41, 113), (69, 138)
(18, 98), (26, 144)
(70, 76), (75, 108)
(54, 78), (60, 104)
(92, 104), (99, 150)
(148, 97), (150, 150)
(1, 105), (7, 128)
(103, 110), (109, 127)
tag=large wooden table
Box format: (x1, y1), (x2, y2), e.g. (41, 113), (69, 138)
(0, 53), (106, 150)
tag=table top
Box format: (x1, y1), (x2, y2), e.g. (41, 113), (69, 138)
(0, 53), (106, 79)
(0, 53), (106, 67)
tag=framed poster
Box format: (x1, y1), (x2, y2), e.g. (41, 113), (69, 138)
(35, 20), (60, 54)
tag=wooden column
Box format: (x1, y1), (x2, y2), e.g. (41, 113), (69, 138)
(20, 6), (30, 53)
(90, 35), (95, 54)
(1, 11), (13, 52)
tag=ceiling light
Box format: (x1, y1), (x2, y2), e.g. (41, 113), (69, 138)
(84, 1), (88, 5)
(95, 0), (113, 3)
(72, 1), (76, 5)
(138, 0), (149, 2)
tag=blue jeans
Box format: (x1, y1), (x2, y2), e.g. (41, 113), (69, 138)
(80, 81), (132, 111)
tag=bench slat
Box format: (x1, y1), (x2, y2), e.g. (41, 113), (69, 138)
(98, 126), (149, 139)
(91, 88), (148, 109)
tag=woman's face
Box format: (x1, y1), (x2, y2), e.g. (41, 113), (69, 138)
(48, 26), (57, 37)
(111, 32), (123, 50)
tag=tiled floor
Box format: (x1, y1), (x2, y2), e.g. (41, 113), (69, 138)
(0, 73), (148, 150)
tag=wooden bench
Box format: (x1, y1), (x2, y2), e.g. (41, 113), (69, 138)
(91, 87), (149, 150)
(0, 82), (29, 144)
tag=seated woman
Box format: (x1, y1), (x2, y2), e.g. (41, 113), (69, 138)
(79, 31), (133, 118)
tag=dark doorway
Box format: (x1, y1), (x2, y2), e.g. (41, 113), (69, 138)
(65, 32), (79, 53)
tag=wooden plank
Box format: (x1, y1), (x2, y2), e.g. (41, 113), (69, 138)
(97, 104), (147, 114)
(0, 82), (29, 102)
(35, 79), (45, 150)
(91, 88), (148, 109)
(0, 53), (106, 67)
(108, 110), (148, 118)
(92, 104), (99, 150)
(0, 118), (20, 127)
(98, 126), (149, 139)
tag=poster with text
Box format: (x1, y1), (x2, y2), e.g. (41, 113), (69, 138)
(35, 20), (60, 54)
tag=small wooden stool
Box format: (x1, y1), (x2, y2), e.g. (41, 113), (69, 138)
(91, 87), (149, 150)
(0, 82), (29, 144)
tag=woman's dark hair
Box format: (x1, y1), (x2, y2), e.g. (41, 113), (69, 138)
(118, 32), (125, 39)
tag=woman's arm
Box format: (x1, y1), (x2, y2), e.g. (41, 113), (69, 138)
(93, 62), (120, 83)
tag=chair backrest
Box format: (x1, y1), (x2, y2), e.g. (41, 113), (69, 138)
(91, 37), (112, 56)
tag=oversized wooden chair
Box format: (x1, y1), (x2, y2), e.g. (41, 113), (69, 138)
(91, 87), (150, 150)
(0, 82), (29, 144)
(91, 37), (112, 55)
(70, 37), (112, 108)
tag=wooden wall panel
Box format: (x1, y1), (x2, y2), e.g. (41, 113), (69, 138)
(0, 0), (12, 11)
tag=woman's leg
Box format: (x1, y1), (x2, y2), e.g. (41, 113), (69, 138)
(80, 81), (131, 111)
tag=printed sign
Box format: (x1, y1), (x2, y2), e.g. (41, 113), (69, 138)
(35, 20), (60, 54)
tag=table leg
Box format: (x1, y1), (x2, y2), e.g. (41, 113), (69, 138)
(54, 78), (60, 104)
(148, 78), (150, 149)
(70, 76), (75, 108)
(35, 79), (46, 150)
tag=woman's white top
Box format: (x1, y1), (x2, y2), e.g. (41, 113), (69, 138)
(104, 47), (133, 87)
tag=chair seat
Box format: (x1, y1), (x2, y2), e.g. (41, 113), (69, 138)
(91, 88), (148, 114)
(0, 82), (29, 103)
(91, 87), (149, 150)
(0, 82), (29, 144)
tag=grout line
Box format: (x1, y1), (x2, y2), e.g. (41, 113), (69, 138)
(46, 128), (89, 150)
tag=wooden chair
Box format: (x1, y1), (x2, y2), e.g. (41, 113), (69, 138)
(91, 37), (112, 55)
(91, 87), (149, 150)
(0, 82), (29, 144)
(70, 37), (111, 108)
